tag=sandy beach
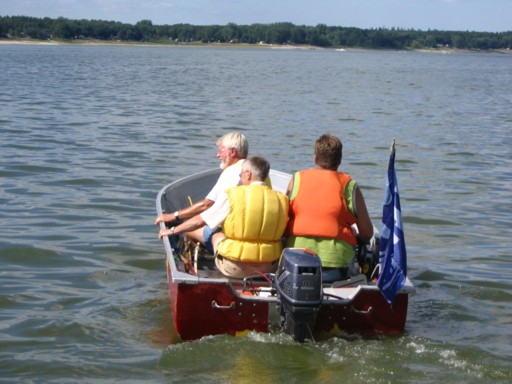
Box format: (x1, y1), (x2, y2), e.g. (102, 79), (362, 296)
(1, 38), (510, 54)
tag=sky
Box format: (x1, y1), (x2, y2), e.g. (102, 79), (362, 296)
(1, 0), (511, 33)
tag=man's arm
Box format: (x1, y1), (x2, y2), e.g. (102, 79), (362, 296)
(158, 214), (206, 239)
(354, 187), (374, 243)
(155, 198), (214, 225)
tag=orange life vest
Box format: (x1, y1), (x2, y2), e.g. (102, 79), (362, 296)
(287, 169), (357, 246)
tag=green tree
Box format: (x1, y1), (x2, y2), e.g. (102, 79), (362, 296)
(135, 19), (155, 40)
(52, 17), (75, 39)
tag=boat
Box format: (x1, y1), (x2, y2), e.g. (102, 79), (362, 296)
(156, 168), (415, 342)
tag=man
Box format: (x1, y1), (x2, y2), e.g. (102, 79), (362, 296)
(159, 156), (289, 278)
(286, 134), (373, 281)
(155, 132), (248, 253)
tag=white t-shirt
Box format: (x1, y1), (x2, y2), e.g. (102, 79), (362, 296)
(205, 159), (244, 202)
(200, 191), (230, 230)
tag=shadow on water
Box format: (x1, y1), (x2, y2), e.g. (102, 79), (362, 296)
(159, 329), (512, 384)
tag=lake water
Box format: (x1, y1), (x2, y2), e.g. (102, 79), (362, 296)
(1, 43), (511, 383)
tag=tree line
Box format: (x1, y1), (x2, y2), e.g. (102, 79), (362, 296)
(1, 16), (511, 50)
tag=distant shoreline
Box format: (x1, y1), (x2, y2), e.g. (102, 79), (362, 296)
(1, 38), (511, 54)
(0, 38), (317, 49)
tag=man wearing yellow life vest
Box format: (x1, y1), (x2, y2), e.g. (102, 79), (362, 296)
(286, 134), (374, 281)
(155, 132), (247, 253)
(159, 156), (289, 278)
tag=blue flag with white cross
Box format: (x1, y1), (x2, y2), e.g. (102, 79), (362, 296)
(377, 141), (407, 304)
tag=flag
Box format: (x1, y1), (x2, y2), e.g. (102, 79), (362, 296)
(377, 141), (407, 304)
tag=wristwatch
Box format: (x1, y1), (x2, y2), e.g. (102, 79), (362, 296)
(174, 211), (180, 220)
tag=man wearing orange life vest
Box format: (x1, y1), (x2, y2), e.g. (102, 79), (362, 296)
(286, 134), (374, 280)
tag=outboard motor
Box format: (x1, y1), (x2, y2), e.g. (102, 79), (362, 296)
(275, 248), (323, 342)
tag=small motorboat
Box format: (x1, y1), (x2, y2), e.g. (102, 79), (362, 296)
(156, 168), (415, 342)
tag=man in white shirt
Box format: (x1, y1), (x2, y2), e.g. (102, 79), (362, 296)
(155, 132), (247, 252)
(159, 156), (289, 278)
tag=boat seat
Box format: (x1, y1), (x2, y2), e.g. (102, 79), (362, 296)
(322, 267), (348, 283)
(330, 274), (368, 288)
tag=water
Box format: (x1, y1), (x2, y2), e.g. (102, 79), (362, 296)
(1, 43), (511, 383)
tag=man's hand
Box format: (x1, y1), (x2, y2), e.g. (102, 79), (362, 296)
(159, 228), (172, 239)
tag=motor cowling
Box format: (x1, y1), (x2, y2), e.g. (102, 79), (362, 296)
(275, 248), (323, 342)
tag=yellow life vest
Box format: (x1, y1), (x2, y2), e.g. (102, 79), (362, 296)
(217, 184), (289, 263)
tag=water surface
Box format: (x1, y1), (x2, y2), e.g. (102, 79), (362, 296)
(1, 44), (511, 383)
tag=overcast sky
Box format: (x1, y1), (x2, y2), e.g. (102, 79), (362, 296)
(2, 0), (510, 32)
